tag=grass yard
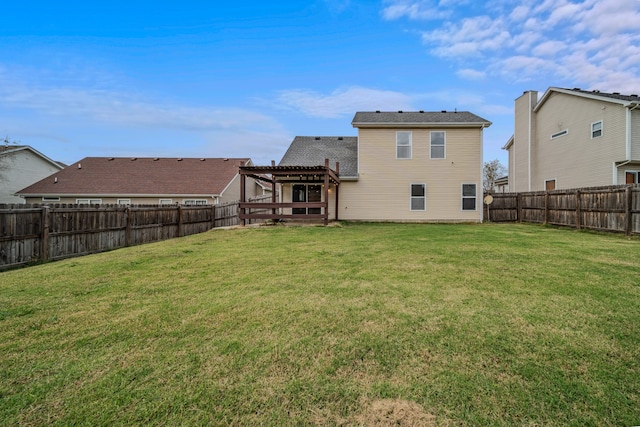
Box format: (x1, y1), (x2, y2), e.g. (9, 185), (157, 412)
(1, 222), (639, 426)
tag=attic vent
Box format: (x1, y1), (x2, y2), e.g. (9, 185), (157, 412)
(338, 137), (343, 140)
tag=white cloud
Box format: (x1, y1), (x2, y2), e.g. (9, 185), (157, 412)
(456, 68), (486, 80)
(381, 0), (452, 20)
(276, 86), (414, 118)
(0, 73), (285, 134)
(403, 0), (640, 92)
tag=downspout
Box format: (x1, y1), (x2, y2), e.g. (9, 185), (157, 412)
(528, 91), (533, 192)
(480, 124), (485, 222)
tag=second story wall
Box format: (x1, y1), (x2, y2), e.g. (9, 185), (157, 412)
(534, 92), (627, 190)
(341, 127), (483, 221)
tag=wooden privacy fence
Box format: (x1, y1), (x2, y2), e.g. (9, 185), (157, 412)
(484, 184), (640, 236)
(0, 196), (271, 270)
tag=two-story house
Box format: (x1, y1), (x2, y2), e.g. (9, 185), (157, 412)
(0, 145), (65, 204)
(504, 87), (640, 192)
(239, 110), (491, 223)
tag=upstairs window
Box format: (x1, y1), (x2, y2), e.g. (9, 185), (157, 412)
(396, 131), (412, 159)
(591, 121), (602, 138)
(410, 184), (426, 211)
(430, 131), (445, 159)
(461, 184), (477, 211)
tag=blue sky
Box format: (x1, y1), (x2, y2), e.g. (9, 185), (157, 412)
(2, 0), (640, 167)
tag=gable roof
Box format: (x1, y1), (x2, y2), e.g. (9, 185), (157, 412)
(352, 111), (491, 128)
(535, 87), (640, 111)
(279, 136), (358, 178)
(0, 145), (66, 169)
(16, 157), (251, 196)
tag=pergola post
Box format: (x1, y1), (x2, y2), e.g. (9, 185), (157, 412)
(323, 158), (330, 225)
(335, 161), (340, 221)
(240, 170), (246, 226)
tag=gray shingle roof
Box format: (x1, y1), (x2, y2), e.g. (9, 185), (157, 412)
(562, 87), (640, 102)
(279, 136), (358, 178)
(352, 111), (491, 126)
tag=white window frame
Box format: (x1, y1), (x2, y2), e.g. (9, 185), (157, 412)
(430, 131), (446, 159)
(461, 184), (477, 211)
(591, 120), (603, 139)
(183, 199), (208, 206)
(396, 131), (412, 159)
(76, 199), (102, 205)
(551, 129), (568, 140)
(117, 199), (131, 205)
(42, 196), (60, 202)
(159, 199), (173, 205)
(410, 183), (426, 211)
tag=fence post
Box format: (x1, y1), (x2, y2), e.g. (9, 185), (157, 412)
(625, 186), (633, 236)
(124, 207), (132, 246)
(516, 193), (522, 223)
(177, 205), (184, 237)
(575, 190), (581, 231)
(40, 206), (50, 262)
(211, 204), (217, 229)
(544, 191), (549, 225)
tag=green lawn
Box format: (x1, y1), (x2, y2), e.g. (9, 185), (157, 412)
(1, 223), (639, 426)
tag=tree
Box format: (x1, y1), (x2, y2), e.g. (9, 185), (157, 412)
(483, 159), (506, 192)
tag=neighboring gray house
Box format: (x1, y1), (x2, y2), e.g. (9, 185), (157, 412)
(504, 87), (640, 192)
(0, 145), (65, 204)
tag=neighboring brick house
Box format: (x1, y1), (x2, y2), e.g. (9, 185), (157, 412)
(504, 87), (640, 192)
(16, 157), (266, 205)
(240, 110), (491, 223)
(0, 145), (65, 204)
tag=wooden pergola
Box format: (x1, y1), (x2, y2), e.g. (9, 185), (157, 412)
(239, 159), (340, 225)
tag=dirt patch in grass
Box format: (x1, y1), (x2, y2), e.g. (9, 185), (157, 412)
(356, 399), (438, 426)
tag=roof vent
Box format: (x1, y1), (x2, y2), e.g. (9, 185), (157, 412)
(573, 87), (581, 91)
(592, 90), (600, 93)
(338, 137), (343, 140)
(54, 177), (58, 183)
(631, 94), (638, 97)
(398, 110), (403, 113)
(613, 92), (620, 95)
(441, 110), (447, 113)
(78, 163), (81, 169)
(375, 110), (380, 113)
(177, 158), (183, 161)
(223, 158), (229, 161)
(315, 137), (321, 140)
(131, 157), (137, 161)
(419, 110), (424, 113)
(153, 158), (159, 161)
(200, 158), (205, 161)
(108, 157), (114, 161)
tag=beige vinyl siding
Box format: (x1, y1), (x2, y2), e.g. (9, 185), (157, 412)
(513, 91), (537, 192)
(2, 150), (63, 204)
(339, 128), (482, 222)
(534, 93), (627, 190)
(632, 109), (640, 161)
